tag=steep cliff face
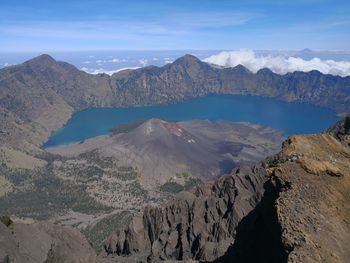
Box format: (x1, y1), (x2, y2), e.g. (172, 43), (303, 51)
(0, 220), (96, 263)
(103, 116), (350, 263)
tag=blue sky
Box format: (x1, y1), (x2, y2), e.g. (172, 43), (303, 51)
(0, 0), (350, 51)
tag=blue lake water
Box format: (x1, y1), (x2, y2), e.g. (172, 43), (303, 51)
(44, 95), (339, 148)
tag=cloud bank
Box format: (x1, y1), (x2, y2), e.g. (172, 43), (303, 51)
(203, 50), (350, 77)
(80, 67), (139, 75)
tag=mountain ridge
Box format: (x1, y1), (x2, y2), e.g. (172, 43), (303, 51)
(0, 53), (349, 153)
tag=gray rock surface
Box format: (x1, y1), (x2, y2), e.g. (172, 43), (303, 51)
(104, 165), (266, 262)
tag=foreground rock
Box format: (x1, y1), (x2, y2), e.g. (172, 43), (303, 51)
(103, 116), (350, 262)
(0, 220), (96, 263)
(104, 165), (266, 262)
(269, 117), (350, 262)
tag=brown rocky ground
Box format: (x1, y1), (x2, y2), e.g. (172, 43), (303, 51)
(266, 119), (350, 262)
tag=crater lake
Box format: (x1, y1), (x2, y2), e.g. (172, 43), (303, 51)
(44, 94), (339, 148)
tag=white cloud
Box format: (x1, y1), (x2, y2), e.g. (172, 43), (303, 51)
(82, 60), (91, 64)
(108, 58), (127, 63)
(203, 49), (350, 77)
(109, 58), (120, 63)
(3, 62), (11, 67)
(91, 58), (128, 64)
(139, 59), (148, 67)
(80, 66), (139, 75)
(163, 57), (173, 63)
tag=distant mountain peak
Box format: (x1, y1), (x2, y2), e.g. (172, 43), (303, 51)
(23, 54), (58, 70)
(257, 67), (273, 74)
(173, 54), (201, 65)
(27, 54), (56, 64)
(300, 48), (313, 53)
(232, 64), (252, 74)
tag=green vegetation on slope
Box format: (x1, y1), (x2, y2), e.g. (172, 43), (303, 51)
(83, 211), (132, 254)
(160, 173), (201, 194)
(0, 164), (112, 220)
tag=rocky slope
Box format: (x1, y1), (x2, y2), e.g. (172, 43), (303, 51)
(270, 116), (350, 262)
(0, 218), (96, 263)
(1, 54), (349, 152)
(102, 116), (350, 262)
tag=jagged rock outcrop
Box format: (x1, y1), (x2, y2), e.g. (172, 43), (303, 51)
(0, 220), (96, 263)
(104, 165), (267, 262)
(103, 116), (350, 262)
(327, 115), (350, 144)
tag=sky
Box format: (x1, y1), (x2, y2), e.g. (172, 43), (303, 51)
(0, 0), (350, 52)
